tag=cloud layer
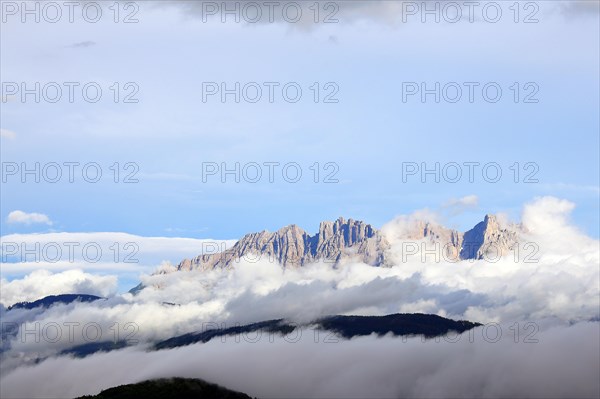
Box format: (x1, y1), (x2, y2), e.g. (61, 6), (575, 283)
(1, 322), (598, 399)
(1, 232), (236, 275)
(0, 197), (598, 398)
(0, 270), (117, 306)
(159, 0), (600, 28)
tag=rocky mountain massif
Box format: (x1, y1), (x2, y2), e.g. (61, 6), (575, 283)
(174, 214), (519, 272)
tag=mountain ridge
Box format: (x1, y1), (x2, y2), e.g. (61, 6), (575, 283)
(172, 214), (520, 273)
(6, 294), (104, 311)
(176, 217), (389, 271)
(154, 313), (482, 350)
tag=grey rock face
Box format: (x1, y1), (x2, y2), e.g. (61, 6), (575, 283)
(396, 220), (464, 260)
(174, 214), (520, 272)
(176, 217), (390, 271)
(460, 214), (519, 260)
(393, 215), (519, 261)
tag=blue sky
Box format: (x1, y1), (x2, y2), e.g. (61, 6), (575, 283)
(1, 1), (599, 290)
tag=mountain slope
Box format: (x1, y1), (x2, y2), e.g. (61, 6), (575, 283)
(154, 313), (482, 350)
(76, 378), (252, 399)
(7, 294), (103, 311)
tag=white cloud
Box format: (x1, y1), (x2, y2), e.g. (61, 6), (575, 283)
(0, 269), (117, 306)
(6, 211), (52, 225)
(0, 129), (16, 139)
(0, 322), (598, 399)
(2, 196), (596, 328)
(0, 232), (236, 275)
(0, 197), (597, 398)
(0, 197), (595, 356)
(444, 194), (479, 208)
(0, 261), (143, 274)
(519, 196), (594, 253)
(442, 195), (479, 216)
(521, 196), (576, 233)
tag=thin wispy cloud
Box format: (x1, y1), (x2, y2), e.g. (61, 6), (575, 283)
(1, 232), (236, 276)
(0, 129), (16, 140)
(442, 195), (479, 215)
(68, 41), (96, 48)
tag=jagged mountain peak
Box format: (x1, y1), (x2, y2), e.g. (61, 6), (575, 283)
(482, 213), (499, 228)
(173, 214), (520, 274)
(176, 217), (387, 272)
(460, 213), (518, 260)
(275, 223), (306, 235)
